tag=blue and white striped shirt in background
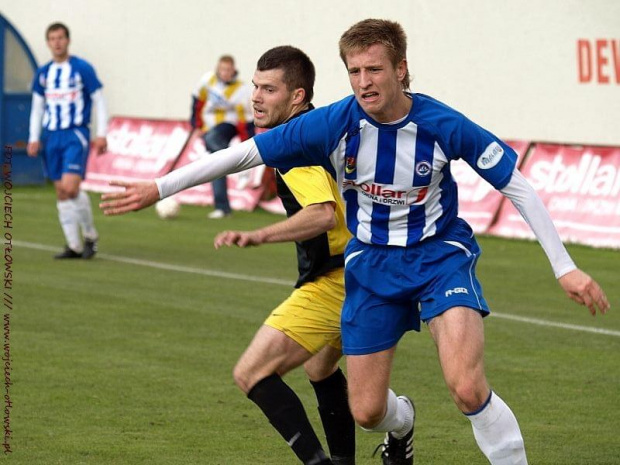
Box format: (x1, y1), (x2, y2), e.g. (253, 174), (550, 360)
(32, 56), (102, 132)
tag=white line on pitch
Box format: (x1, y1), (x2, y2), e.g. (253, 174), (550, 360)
(490, 312), (619, 337)
(16, 240), (619, 338)
(15, 240), (295, 286)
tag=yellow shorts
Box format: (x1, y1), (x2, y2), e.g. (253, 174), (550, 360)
(264, 268), (344, 354)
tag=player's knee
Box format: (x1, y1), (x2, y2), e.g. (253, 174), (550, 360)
(303, 360), (337, 382)
(232, 364), (251, 394)
(203, 133), (227, 152)
(350, 403), (384, 429)
(59, 184), (79, 199)
(450, 380), (488, 412)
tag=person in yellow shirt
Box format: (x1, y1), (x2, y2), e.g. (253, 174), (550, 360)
(190, 55), (253, 218)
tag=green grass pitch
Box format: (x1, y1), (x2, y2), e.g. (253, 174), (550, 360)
(7, 184), (620, 464)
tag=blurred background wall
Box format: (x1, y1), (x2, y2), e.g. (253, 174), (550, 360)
(1, 0), (618, 145)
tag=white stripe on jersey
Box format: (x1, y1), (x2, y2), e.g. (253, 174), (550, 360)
(57, 64), (72, 129)
(420, 143), (449, 241)
(389, 121), (418, 246)
(43, 61), (87, 131)
(45, 65), (58, 130)
(73, 73), (84, 126)
(353, 121), (379, 244)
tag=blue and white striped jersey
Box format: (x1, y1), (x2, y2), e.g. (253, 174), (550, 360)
(255, 93), (518, 247)
(31, 56), (103, 132)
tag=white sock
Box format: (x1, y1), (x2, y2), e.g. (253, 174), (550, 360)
(467, 391), (527, 465)
(75, 191), (98, 241)
(57, 199), (83, 252)
(362, 389), (414, 438)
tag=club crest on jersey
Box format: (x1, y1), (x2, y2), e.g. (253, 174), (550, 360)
(345, 157), (357, 174)
(415, 161), (432, 177)
(477, 142), (504, 169)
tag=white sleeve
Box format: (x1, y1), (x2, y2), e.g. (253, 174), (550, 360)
(500, 169), (576, 278)
(156, 138), (264, 198)
(28, 93), (45, 143)
(91, 89), (108, 137)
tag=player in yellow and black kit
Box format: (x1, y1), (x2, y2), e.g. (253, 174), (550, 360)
(266, 164), (349, 353)
(214, 47), (355, 465)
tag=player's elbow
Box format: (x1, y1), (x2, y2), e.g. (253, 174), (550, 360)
(315, 203), (337, 232)
(322, 213), (337, 232)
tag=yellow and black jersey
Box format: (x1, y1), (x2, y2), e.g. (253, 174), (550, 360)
(277, 166), (351, 288)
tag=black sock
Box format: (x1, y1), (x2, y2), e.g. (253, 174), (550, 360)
(248, 374), (331, 465)
(310, 368), (356, 463)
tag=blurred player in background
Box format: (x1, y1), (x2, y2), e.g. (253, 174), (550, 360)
(28, 22), (108, 259)
(190, 55), (253, 219)
(215, 46), (355, 465)
(101, 19), (610, 465)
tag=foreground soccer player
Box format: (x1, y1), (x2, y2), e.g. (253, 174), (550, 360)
(214, 46), (355, 465)
(101, 19), (609, 465)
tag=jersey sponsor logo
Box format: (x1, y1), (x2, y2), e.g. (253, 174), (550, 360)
(345, 156), (357, 174)
(445, 287), (469, 297)
(415, 160), (432, 177)
(45, 90), (81, 102)
(476, 142), (504, 170)
(342, 180), (428, 206)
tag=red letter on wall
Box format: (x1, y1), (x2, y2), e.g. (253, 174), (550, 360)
(611, 39), (620, 84)
(577, 39), (592, 83)
(596, 39), (609, 84)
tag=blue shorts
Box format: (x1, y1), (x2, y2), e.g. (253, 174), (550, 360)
(341, 218), (489, 355)
(41, 127), (90, 181)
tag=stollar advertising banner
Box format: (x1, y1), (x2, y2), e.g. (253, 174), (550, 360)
(451, 140), (530, 233)
(489, 144), (620, 248)
(83, 117), (191, 192)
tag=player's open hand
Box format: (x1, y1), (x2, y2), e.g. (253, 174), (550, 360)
(99, 180), (160, 215)
(558, 268), (610, 316)
(214, 230), (262, 249)
(27, 142), (40, 157)
(93, 137), (108, 155)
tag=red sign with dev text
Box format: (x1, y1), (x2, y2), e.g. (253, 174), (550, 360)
(577, 39), (620, 84)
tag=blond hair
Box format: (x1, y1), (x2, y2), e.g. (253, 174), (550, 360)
(339, 19), (410, 90)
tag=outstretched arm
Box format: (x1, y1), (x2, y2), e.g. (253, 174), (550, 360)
(214, 202), (336, 249)
(501, 169), (610, 315)
(100, 138), (264, 215)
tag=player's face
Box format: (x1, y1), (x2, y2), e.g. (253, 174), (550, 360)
(46, 29), (70, 62)
(252, 69), (298, 129)
(345, 43), (410, 123)
(217, 61), (236, 83)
